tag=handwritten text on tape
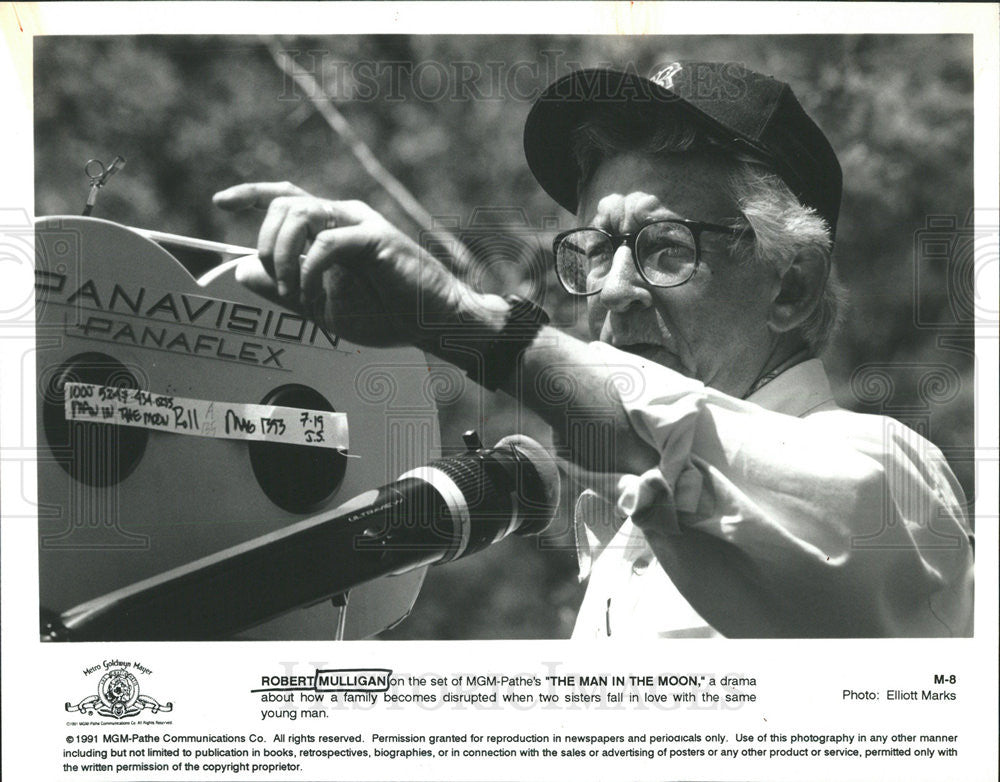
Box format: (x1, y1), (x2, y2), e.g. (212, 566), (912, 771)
(64, 382), (348, 450)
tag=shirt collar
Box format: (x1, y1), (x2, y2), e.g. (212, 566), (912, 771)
(744, 358), (836, 417)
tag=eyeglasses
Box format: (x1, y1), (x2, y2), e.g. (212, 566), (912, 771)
(552, 219), (746, 296)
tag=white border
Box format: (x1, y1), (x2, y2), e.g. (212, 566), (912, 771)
(3, 4), (998, 781)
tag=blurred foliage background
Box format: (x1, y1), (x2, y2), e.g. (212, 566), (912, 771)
(35, 34), (975, 639)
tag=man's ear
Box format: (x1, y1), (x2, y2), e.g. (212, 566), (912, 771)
(767, 248), (828, 334)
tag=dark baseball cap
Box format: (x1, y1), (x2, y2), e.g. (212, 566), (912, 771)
(524, 63), (842, 237)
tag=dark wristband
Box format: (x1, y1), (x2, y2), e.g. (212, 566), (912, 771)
(472, 295), (550, 391)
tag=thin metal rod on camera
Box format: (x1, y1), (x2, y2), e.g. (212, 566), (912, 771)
(267, 39), (475, 277)
(131, 226), (257, 258)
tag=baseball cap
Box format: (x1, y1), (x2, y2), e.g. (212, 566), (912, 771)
(524, 63), (843, 237)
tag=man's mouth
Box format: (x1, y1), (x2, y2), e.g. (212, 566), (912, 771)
(598, 320), (684, 371)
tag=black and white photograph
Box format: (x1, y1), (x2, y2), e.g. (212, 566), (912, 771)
(1, 4), (997, 781)
(30, 32), (977, 641)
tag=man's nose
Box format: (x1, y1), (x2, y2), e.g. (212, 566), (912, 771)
(598, 244), (652, 312)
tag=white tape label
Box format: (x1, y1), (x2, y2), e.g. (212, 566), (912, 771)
(64, 382), (348, 450)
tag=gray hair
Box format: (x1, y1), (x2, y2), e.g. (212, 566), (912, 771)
(571, 111), (845, 353)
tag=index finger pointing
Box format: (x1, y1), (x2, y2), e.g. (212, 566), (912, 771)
(212, 181), (311, 211)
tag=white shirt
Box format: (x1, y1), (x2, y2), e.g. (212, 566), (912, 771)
(571, 348), (974, 639)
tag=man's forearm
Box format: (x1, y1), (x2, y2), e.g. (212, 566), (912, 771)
(425, 291), (659, 476)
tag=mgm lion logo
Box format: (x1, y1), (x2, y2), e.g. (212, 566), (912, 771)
(99, 669), (139, 719)
(66, 668), (172, 720)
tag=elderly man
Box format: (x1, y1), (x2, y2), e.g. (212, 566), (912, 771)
(214, 63), (973, 638)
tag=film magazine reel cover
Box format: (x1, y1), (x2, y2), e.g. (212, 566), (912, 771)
(33, 215), (559, 642)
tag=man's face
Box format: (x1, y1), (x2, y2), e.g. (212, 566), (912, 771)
(578, 151), (778, 398)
